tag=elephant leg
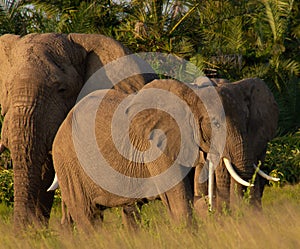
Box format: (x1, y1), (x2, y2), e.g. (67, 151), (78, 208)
(58, 176), (95, 231)
(61, 199), (74, 226)
(250, 175), (267, 209)
(63, 198), (95, 232)
(159, 176), (193, 225)
(121, 203), (142, 230)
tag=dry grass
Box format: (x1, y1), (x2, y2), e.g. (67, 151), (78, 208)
(1, 185), (300, 249)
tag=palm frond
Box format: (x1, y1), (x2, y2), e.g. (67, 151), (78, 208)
(168, 2), (199, 35)
(262, 0), (294, 42)
(30, 1), (61, 19)
(275, 77), (300, 134)
(0, 0), (31, 35)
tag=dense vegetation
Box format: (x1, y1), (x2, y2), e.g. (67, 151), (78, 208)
(0, 0), (299, 206)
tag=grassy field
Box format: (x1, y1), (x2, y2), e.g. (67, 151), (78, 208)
(0, 184), (300, 249)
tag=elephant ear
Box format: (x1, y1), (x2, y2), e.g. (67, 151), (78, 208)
(0, 34), (20, 115)
(67, 33), (157, 95)
(124, 79), (200, 167)
(233, 78), (279, 141)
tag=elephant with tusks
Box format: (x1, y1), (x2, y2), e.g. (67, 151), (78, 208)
(48, 77), (279, 231)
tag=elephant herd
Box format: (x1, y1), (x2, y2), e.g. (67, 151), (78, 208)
(0, 33), (279, 231)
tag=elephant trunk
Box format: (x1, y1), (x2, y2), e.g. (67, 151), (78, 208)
(9, 106), (54, 227)
(215, 133), (256, 210)
(229, 135), (253, 174)
(228, 139), (257, 208)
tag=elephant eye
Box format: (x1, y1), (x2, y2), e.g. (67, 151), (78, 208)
(58, 87), (67, 93)
(212, 118), (220, 128)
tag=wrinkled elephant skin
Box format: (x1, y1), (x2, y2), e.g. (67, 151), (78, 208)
(0, 33), (156, 227)
(51, 78), (278, 230)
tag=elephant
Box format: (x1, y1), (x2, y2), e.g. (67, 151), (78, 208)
(0, 33), (157, 227)
(49, 77), (278, 230)
(193, 77), (279, 214)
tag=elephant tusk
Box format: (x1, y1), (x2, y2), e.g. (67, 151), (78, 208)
(208, 160), (214, 211)
(223, 158), (254, 187)
(253, 164), (280, 181)
(47, 174), (59, 191)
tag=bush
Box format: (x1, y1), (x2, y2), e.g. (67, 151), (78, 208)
(0, 169), (14, 206)
(264, 129), (300, 185)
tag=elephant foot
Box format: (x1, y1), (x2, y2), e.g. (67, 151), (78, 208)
(122, 204), (141, 230)
(61, 200), (74, 226)
(194, 196), (209, 218)
(13, 208), (49, 231)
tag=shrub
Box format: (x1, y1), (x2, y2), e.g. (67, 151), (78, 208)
(0, 169), (14, 206)
(264, 129), (300, 185)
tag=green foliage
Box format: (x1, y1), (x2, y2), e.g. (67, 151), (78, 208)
(0, 0), (28, 35)
(115, 0), (198, 57)
(274, 76), (300, 134)
(0, 169), (13, 206)
(188, 0), (300, 133)
(29, 0), (125, 35)
(0, 0), (52, 35)
(264, 129), (300, 185)
(53, 189), (61, 206)
(0, 112), (12, 170)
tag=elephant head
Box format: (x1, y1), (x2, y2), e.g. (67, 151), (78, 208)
(123, 77), (279, 213)
(0, 33), (156, 227)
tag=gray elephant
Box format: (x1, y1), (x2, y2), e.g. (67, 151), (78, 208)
(0, 33), (156, 227)
(49, 77), (278, 230)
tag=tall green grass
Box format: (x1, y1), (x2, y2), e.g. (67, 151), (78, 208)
(0, 185), (300, 249)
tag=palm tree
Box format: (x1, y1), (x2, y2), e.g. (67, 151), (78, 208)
(0, 0), (32, 35)
(115, 0), (199, 58)
(251, 0), (299, 133)
(28, 0), (125, 35)
(189, 0), (299, 132)
(189, 0), (259, 79)
(1, 0), (299, 132)
(253, 0), (299, 91)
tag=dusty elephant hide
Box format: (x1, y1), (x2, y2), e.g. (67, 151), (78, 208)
(0, 32), (157, 227)
(51, 77), (278, 230)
